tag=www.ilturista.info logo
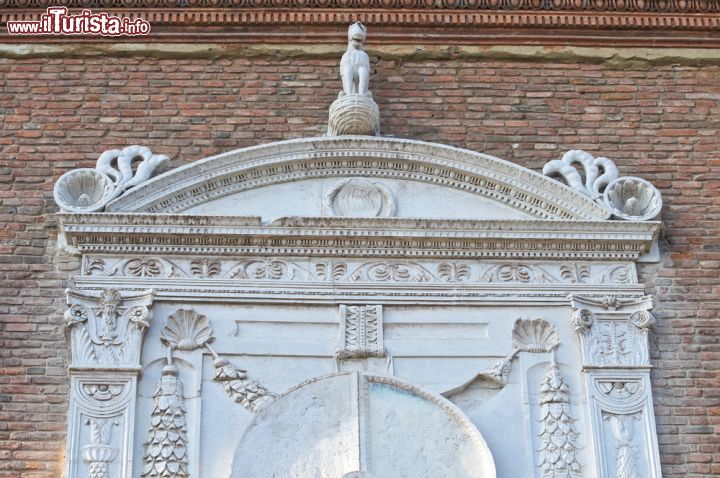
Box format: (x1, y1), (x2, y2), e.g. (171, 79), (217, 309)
(7, 7), (151, 36)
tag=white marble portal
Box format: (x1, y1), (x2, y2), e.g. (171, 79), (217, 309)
(55, 134), (663, 478)
(54, 24), (664, 477)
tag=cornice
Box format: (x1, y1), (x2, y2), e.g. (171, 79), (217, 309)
(2, 5), (719, 47)
(58, 213), (660, 260)
(2, 0), (718, 13)
(70, 277), (648, 305)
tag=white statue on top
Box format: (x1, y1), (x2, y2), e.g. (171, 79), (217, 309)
(327, 21), (379, 136)
(340, 22), (371, 97)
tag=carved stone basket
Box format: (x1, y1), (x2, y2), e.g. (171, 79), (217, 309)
(328, 94), (380, 136)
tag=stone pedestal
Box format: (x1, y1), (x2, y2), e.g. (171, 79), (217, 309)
(327, 94), (380, 136)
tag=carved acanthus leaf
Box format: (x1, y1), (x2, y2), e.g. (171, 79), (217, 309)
(65, 288), (153, 368)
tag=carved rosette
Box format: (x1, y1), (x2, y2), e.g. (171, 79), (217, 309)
(54, 145), (168, 212)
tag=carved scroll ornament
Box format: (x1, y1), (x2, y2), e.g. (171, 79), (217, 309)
(54, 145), (168, 212)
(543, 150), (662, 221)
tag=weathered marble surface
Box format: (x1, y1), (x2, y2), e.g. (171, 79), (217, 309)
(57, 135), (662, 478)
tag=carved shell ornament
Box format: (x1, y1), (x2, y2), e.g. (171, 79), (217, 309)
(511, 318), (560, 353)
(160, 309), (213, 352)
(543, 150), (662, 221)
(54, 145), (168, 212)
(603, 176), (662, 221)
(323, 178), (396, 217)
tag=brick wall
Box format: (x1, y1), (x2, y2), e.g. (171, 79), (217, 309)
(0, 53), (718, 477)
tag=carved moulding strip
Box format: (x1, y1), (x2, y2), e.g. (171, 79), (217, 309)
(337, 305), (384, 360)
(64, 288), (154, 478)
(59, 214), (659, 260)
(3, 0), (719, 13)
(105, 137), (611, 221)
(72, 277), (649, 307)
(2, 9), (719, 47)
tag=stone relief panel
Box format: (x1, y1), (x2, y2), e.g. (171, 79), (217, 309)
(322, 178), (396, 218)
(572, 292), (661, 478)
(336, 305), (384, 359)
(81, 256), (638, 286)
(67, 372), (138, 478)
(571, 296), (655, 368)
(584, 371), (661, 478)
(64, 288), (155, 478)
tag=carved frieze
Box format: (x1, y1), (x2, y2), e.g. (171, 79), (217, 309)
(61, 213), (659, 260)
(80, 256), (639, 286)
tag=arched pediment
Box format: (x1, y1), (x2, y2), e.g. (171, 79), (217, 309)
(105, 136), (611, 221)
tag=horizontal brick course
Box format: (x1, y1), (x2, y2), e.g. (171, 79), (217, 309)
(0, 53), (718, 477)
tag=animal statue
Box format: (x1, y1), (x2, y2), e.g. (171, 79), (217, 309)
(340, 22), (370, 96)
